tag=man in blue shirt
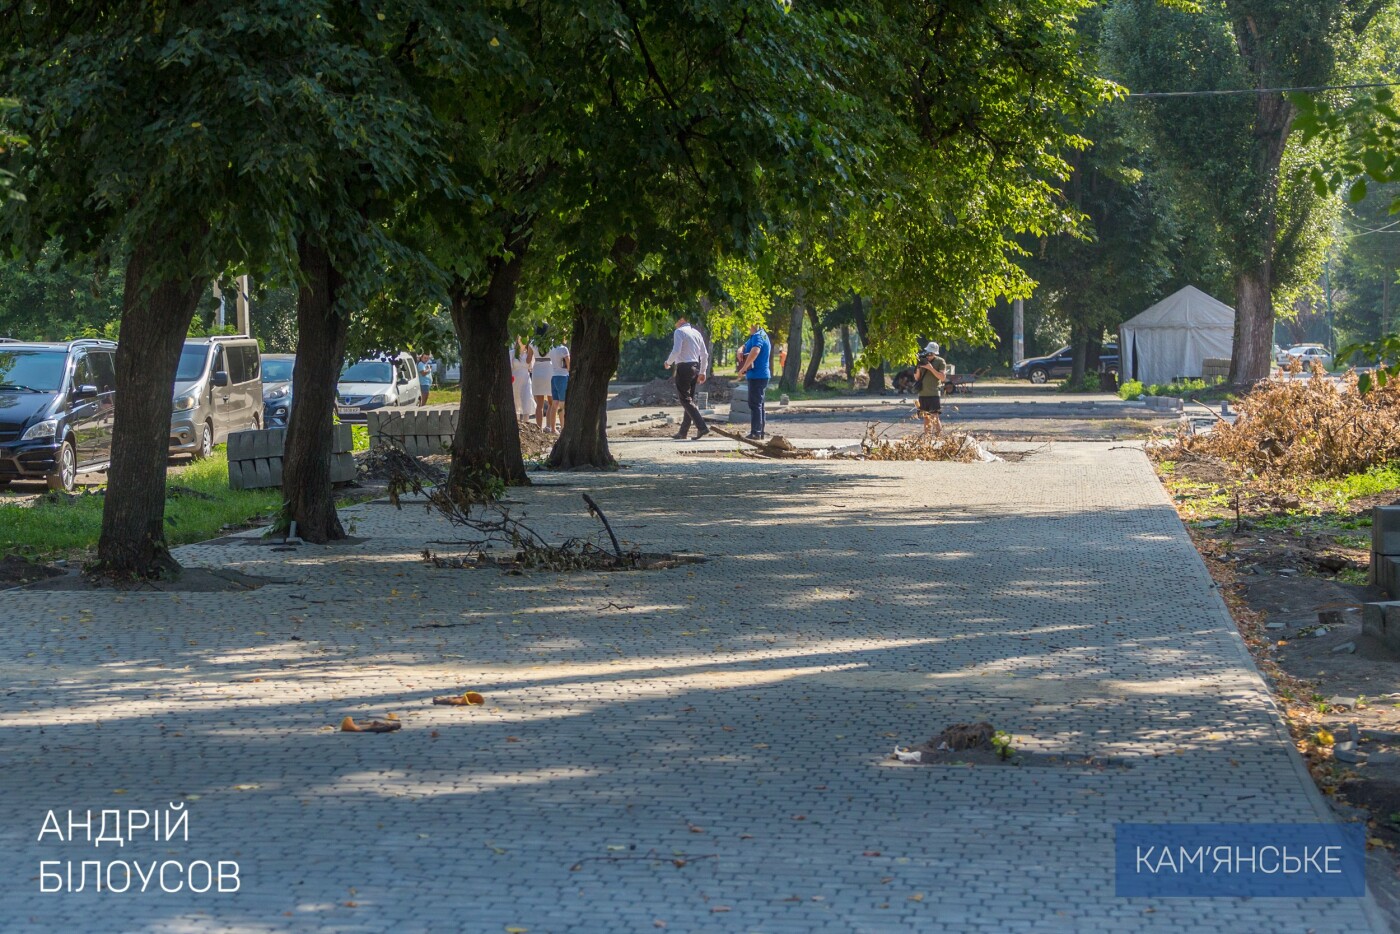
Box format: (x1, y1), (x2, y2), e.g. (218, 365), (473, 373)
(735, 324), (772, 440)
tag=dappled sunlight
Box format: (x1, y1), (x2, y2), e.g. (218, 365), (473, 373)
(304, 766), (605, 799)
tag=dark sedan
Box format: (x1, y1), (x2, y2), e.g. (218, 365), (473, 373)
(1013, 344), (1119, 384)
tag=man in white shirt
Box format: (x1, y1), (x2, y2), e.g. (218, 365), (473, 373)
(663, 316), (710, 440)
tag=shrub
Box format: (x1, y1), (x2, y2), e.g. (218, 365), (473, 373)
(1118, 379), (1144, 400)
(1055, 371), (1102, 393)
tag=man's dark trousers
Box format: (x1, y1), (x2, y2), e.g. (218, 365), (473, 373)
(747, 377), (768, 436)
(675, 362), (706, 435)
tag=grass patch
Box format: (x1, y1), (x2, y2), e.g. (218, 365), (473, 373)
(425, 388), (458, 405)
(1307, 462), (1400, 505)
(0, 450), (282, 561)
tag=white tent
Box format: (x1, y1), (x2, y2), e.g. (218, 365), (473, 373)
(1119, 285), (1234, 386)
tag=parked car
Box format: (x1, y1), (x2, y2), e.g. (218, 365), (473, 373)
(170, 336), (263, 459)
(336, 352), (420, 422)
(260, 353), (296, 428)
(0, 338), (116, 491)
(1013, 344), (1119, 384)
(1280, 343), (1333, 371)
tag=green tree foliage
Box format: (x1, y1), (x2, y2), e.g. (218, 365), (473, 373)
(1295, 86), (1400, 212)
(1022, 104), (1179, 384)
(823, 0), (1114, 368)
(0, 2), (459, 574)
(0, 241), (124, 340)
(1333, 182), (1400, 345)
(1103, 0), (1396, 386)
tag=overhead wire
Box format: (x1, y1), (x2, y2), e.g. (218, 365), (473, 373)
(1124, 81), (1400, 99)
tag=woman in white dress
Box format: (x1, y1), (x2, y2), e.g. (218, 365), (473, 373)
(510, 337), (535, 422)
(529, 332), (553, 430)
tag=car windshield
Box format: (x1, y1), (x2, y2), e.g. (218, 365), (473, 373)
(0, 349), (67, 392)
(175, 345), (211, 381)
(262, 358), (295, 382)
(340, 360), (393, 383)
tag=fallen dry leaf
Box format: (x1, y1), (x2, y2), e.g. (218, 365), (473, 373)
(434, 691), (486, 706)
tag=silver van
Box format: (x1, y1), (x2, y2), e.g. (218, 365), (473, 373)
(169, 337), (262, 459)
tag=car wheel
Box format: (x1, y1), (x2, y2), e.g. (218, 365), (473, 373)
(192, 421), (213, 460)
(252, 413), (261, 431)
(47, 440), (76, 493)
(1028, 367), (1048, 384)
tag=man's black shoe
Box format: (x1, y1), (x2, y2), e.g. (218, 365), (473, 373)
(695, 427), (710, 439)
(671, 432), (688, 440)
(744, 433), (760, 440)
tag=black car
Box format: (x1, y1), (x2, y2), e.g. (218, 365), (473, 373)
(1013, 344), (1119, 384)
(0, 339), (117, 491)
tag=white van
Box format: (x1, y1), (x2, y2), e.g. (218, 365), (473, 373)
(336, 352), (420, 422)
(170, 337), (263, 458)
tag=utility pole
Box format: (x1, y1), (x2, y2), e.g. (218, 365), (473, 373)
(236, 274), (251, 337)
(212, 280), (227, 329)
(1012, 298), (1025, 367)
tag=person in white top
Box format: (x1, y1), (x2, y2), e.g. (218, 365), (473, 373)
(529, 330), (553, 430)
(663, 315), (710, 440)
(546, 342), (570, 433)
(510, 337), (535, 423)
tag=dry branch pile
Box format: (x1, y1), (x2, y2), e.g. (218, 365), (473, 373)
(857, 425), (1001, 463)
(382, 440), (691, 572)
(1161, 372), (1400, 479)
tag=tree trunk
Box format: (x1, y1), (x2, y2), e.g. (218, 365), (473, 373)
(852, 295), (885, 393)
(803, 304), (824, 390)
(547, 303), (620, 470)
(1225, 23), (1294, 388)
(448, 249), (529, 492)
(1069, 323), (1089, 385)
(840, 323), (854, 387)
(94, 240), (207, 578)
(780, 289), (804, 393)
(1230, 266), (1276, 386)
(282, 239), (348, 544)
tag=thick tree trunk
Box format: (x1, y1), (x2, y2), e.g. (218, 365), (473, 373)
(282, 239), (348, 544)
(547, 303), (620, 470)
(1225, 23), (1294, 387)
(1230, 266), (1276, 386)
(94, 240), (206, 578)
(840, 323), (854, 387)
(803, 304), (824, 390)
(780, 289), (804, 393)
(852, 295), (885, 393)
(448, 251), (529, 492)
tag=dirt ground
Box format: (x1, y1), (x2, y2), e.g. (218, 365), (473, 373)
(1162, 455), (1400, 852)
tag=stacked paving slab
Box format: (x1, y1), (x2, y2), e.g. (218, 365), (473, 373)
(227, 424), (356, 490)
(1366, 505), (1400, 653)
(366, 407), (455, 456)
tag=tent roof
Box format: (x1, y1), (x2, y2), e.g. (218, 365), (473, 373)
(1121, 285), (1234, 331)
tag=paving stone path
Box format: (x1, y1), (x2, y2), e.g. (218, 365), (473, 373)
(0, 441), (1381, 932)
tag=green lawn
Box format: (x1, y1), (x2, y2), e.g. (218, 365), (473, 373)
(0, 450), (283, 560)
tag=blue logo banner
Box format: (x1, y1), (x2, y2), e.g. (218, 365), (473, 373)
(1115, 823), (1365, 897)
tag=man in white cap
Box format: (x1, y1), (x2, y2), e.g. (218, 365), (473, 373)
(914, 341), (947, 432)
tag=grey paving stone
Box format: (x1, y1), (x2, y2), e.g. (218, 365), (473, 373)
(0, 441), (1381, 932)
